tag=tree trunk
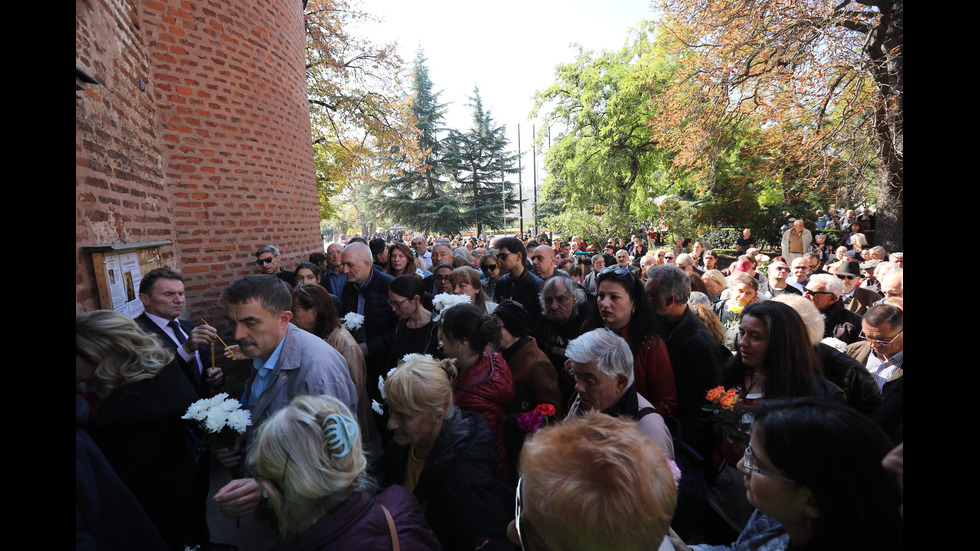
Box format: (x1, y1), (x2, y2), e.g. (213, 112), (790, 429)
(870, 0), (903, 252)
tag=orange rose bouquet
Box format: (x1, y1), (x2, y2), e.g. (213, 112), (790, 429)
(702, 386), (750, 445)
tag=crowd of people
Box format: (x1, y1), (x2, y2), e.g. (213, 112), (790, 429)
(76, 211), (903, 551)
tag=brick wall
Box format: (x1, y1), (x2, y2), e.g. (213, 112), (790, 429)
(77, 0), (321, 329)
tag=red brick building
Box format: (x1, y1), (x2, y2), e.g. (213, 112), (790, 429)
(76, 0), (321, 325)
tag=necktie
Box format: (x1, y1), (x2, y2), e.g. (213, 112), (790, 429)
(168, 320), (202, 386)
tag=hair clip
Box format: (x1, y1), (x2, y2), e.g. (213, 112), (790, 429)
(322, 413), (359, 458)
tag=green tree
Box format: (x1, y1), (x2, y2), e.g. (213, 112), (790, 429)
(531, 22), (672, 219)
(305, 0), (422, 220)
(445, 86), (520, 237)
(653, 0), (902, 250)
(370, 50), (464, 235)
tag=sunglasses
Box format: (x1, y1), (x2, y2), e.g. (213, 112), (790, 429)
(483, 264), (498, 271)
(255, 257), (275, 266)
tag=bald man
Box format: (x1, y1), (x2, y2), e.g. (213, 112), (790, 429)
(340, 242), (396, 362)
(531, 245), (566, 280)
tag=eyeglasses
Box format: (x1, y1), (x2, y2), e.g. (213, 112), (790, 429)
(515, 476), (527, 550)
(434, 275), (451, 282)
(861, 330), (903, 347)
(255, 257), (275, 266)
(773, 266), (790, 272)
(388, 296), (410, 308)
(803, 289), (834, 297)
(743, 446), (797, 485)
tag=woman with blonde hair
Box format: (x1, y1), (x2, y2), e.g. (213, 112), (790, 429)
(76, 310), (203, 550)
(382, 354), (514, 551)
(249, 394), (439, 549)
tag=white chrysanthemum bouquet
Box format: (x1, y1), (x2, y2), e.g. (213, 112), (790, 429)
(181, 393), (251, 449)
(431, 293), (471, 320)
(341, 312), (365, 339)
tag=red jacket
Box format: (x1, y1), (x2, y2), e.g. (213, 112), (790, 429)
(453, 347), (515, 482)
(618, 325), (679, 418)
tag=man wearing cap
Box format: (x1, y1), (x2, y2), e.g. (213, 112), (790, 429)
(860, 259), (883, 294)
(781, 219), (812, 263)
(836, 260), (882, 316)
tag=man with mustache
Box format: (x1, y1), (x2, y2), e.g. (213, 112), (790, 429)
(212, 274), (357, 519)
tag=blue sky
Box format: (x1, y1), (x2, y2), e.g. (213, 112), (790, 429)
(353, 0), (657, 218)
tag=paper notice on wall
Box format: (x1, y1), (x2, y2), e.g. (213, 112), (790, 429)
(105, 252), (145, 317)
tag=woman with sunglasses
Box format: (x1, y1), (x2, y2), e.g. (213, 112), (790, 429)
(593, 267), (678, 417)
(508, 411), (677, 551)
(668, 397), (902, 551)
(248, 394), (440, 550)
(387, 275), (440, 367)
(292, 284), (372, 443)
(480, 249), (502, 298)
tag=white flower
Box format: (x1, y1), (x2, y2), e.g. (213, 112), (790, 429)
(371, 400), (384, 415)
(432, 292), (471, 313)
(398, 353), (431, 366)
(204, 409), (228, 433)
(226, 409), (252, 433)
(182, 399), (211, 421)
(378, 375), (387, 400)
(341, 312), (365, 331)
(219, 398), (242, 412)
(821, 337), (847, 353)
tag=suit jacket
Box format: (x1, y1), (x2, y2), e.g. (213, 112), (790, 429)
(843, 286), (882, 316)
(136, 313), (213, 398)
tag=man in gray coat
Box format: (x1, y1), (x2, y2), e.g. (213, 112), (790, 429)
(211, 274), (357, 519)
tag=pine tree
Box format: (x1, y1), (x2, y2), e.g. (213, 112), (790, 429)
(370, 50), (463, 235)
(445, 86), (520, 237)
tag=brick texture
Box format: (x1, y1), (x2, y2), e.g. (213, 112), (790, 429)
(77, 0), (321, 329)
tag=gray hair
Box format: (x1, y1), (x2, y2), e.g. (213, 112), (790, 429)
(565, 328), (634, 386)
(809, 273), (844, 297)
(875, 262), (900, 281)
(675, 253), (695, 267)
(773, 294), (825, 345)
(540, 274), (587, 312)
(648, 264), (691, 303)
(256, 244), (280, 257)
(871, 245), (887, 256)
(688, 291), (711, 308)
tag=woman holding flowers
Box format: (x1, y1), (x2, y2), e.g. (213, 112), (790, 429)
(76, 310), (205, 550)
(706, 301), (844, 538)
(292, 284), (372, 445)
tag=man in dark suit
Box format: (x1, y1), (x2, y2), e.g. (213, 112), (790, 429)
(136, 268), (224, 397)
(135, 268), (235, 551)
